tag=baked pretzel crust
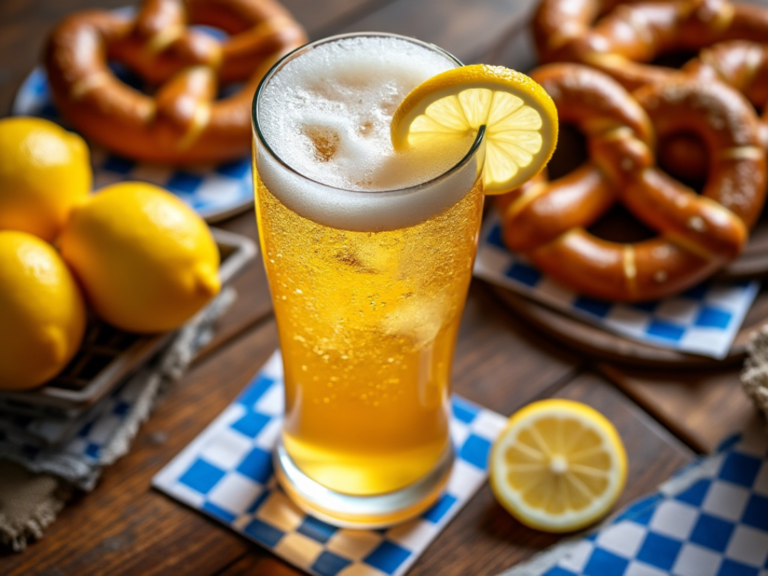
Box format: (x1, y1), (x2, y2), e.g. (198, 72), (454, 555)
(497, 64), (766, 302)
(45, 0), (307, 164)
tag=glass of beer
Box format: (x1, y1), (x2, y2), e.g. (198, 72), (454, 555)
(252, 32), (485, 527)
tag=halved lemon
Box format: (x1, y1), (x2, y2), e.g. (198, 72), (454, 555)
(490, 399), (627, 533)
(391, 64), (558, 194)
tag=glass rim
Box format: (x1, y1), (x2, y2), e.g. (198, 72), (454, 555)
(251, 31), (485, 196)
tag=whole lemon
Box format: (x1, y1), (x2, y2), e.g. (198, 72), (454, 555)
(0, 117), (91, 242)
(60, 182), (221, 333)
(0, 231), (86, 390)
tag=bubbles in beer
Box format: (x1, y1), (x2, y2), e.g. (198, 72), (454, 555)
(259, 36), (472, 192)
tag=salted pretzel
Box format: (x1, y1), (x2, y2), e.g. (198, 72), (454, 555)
(650, 40), (768, 180)
(45, 0), (306, 164)
(533, 0), (768, 91)
(496, 64), (766, 302)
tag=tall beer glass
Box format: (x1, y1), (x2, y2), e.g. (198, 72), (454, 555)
(252, 33), (485, 527)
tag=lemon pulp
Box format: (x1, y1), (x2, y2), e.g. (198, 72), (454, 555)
(391, 64), (558, 194)
(490, 399), (627, 533)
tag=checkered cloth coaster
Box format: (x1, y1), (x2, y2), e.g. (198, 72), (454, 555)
(12, 40), (253, 222)
(153, 351), (508, 576)
(474, 214), (760, 359)
(503, 426), (768, 576)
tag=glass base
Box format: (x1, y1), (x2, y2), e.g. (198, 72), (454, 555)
(273, 439), (454, 529)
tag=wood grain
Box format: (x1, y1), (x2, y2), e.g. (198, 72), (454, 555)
(1, 321), (281, 576)
(0, 1), (750, 575)
(212, 373), (694, 576)
(338, 0), (539, 64)
(600, 363), (762, 453)
(490, 285), (768, 369)
(0, 0), (393, 115)
(194, 214), (273, 362)
(403, 372), (694, 576)
(451, 283), (581, 414)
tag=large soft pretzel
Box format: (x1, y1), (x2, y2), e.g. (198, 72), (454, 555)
(45, 0), (306, 164)
(656, 40), (768, 179)
(534, 0), (768, 91)
(496, 64), (766, 302)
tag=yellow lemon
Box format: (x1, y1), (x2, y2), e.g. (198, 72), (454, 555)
(490, 399), (627, 533)
(0, 117), (91, 241)
(391, 64), (558, 194)
(0, 231), (86, 390)
(59, 182), (220, 333)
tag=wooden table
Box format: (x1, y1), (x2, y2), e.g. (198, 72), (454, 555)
(0, 0), (761, 574)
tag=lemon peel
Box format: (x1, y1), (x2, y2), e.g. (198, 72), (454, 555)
(490, 399), (627, 533)
(391, 64), (558, 194)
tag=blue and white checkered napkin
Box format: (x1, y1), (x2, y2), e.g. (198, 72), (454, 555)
(153, 351), (508, 576)
(13, 63), (253, 222)
(0, 365), (159, 490)
(504, 426), (768, 576)
(474, 214), (760, 359)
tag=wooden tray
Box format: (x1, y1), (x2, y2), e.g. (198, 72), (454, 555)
(0, 228), (257, 417)
(485, 125), (768, 368)
(719, 215), (768, 279)
(489, 284), (768, 369)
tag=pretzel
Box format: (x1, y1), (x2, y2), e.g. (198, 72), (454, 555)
(533, 0), (768, 91)
(496, 64), (766, 302)
(44, 0), (306, 164)
(640, 39), (768, 184)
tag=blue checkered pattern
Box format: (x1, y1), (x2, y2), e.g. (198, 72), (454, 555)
(13, 65), (253, 222)
(474, 214), (760, 359)
(153, 351), (508, 576)
(0, 367), (153, 464)
(505, 429), (768, 576)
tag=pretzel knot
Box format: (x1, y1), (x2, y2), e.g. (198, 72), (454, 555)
(660, 40), (768, 176)
(497, 64), (766, 302)
(44, 0), (307, 164)
(534, 0), (768, 89)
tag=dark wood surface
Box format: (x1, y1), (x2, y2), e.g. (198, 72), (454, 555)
(0, 0), (762, 575)
(491, 286), (768, 369)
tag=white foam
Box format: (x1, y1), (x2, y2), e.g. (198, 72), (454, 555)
(255, 35), (480, 232)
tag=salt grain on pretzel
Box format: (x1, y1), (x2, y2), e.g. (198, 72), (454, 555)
(686, 41), (768, 146)
(497, 64), (766, 302)
(45, 0), (306, 164)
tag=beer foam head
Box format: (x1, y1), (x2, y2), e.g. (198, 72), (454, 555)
(255, 35), (479, 232)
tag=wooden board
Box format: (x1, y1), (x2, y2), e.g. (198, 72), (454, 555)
(338, 0), (539, 64)
(1, 1), (760, 575)
(213, 374), (694, 576)
(599, 363), (763, 453)
(720, 214), (768, 279)
(491, 285), (768, 368)
(0, 294), (585, 576)
(482, 29), (768, 368)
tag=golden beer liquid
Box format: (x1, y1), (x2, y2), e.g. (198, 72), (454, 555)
(255, 166), (484, 495)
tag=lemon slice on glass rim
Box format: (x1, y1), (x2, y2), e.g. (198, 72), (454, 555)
(489, 399), (627, 533)
(391, 64), (558, 194)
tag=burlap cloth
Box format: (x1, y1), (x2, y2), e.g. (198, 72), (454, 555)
(742, 325), (768, 417)
(0, 288), (234, 552)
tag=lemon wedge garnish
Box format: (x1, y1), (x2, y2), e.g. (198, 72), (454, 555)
(490, 399), (627, 533)
(391, 64), (558, 194)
